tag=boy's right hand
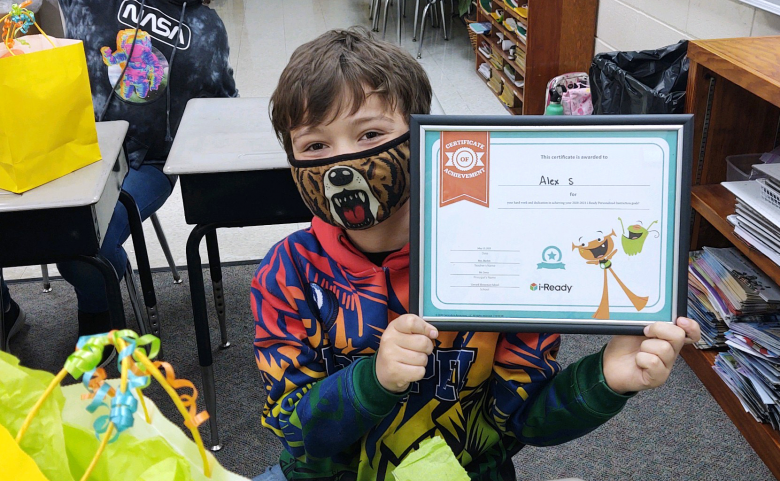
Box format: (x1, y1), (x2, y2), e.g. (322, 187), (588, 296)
(376, 314), (439, 393)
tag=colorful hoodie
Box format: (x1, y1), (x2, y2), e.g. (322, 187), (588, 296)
(59, 0), (237, 168)
(251, 218), (632, 481)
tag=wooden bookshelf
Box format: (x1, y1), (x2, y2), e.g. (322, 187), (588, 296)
(679, 345), (780, 477)
(476, 47), (524, 102)
(474, 68), (523, 115)
(686, 36), (780, 479)
(691, 184), (780, 285)
(479, 31), (525, 77)
(491, 0), (528, 29)
(473, 0), (598, 115)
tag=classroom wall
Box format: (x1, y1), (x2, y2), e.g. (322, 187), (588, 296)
(595, 0), (780, 54)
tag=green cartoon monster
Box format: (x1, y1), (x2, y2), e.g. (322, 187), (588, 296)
(618, 218), (659, 256)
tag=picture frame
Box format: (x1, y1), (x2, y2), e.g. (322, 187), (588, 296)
(409, 114), (694, 334)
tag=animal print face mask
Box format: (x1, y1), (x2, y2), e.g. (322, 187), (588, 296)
(289, 133), (411, 230)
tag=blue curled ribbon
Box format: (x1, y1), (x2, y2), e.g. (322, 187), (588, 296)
(86, 383), (113, 413)
(10, 14), (33, 34)
(109, 390), (138, 434)
(92, 413), (119, 443)
(77, 330), (163, 443)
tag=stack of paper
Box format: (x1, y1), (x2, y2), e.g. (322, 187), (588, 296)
(688, 248), (780, 348)
(724, 180), (780, 266)
(715, 322), (780, 430)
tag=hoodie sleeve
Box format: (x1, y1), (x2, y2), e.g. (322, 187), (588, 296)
(490, 333), (633, 446)
(251, 239), (404, 461)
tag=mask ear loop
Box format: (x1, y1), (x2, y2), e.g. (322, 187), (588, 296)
(96, 0), (147, 122)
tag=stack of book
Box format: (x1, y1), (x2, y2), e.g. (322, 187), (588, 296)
(689, 246), (780, 431)
(688, 247), (780, 348)
(716, 322), (780, 430)
(724, 164), (780, 266)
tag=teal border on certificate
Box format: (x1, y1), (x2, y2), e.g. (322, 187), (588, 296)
(422, 129), (678, 322)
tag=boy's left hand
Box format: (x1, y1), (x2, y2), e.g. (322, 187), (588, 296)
(602, 317), (701, 394)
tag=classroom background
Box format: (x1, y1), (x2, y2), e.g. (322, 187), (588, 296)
(3, 0), (780, 480)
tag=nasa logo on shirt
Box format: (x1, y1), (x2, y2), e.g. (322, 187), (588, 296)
(117, 0), (192, 49)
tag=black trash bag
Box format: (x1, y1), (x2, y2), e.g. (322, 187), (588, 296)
(590, 40), (689, 115)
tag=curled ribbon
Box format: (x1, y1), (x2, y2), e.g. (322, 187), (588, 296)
(109, 390), (138, 434)
(153, 361), (210, 428)
(81, 367), (116, 402)
(1, 1), (34, 50)
(17, 329), (214, 479)
(65, 334), (110, 379)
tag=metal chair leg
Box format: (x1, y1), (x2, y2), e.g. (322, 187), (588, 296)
(417, 1), (432, 58)
(369, 0), (375, 19)
(382, 0), (392, 40)
(431, 1), (440, 28)
(413, 0), (421, 40)
(124, 260), (151, 336)
(372, 0), (381, 31)
(40, 264), (51, 293)
(150, 213), (182, 284)
(397, 0), (402, 43)
(205, 231), (229, 349)
(186, 223), (222, 451)
(440, 0), (449, 40)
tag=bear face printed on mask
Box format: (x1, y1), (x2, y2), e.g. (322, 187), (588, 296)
(291, 136), (411, 230)
(323, 166), (382, 229)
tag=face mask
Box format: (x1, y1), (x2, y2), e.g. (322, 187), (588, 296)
(289, 132), (411, 230)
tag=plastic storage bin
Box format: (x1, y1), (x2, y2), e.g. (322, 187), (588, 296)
(726, 153), (765, 182)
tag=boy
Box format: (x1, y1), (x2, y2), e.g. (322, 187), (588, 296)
(252, 27), (700, 481)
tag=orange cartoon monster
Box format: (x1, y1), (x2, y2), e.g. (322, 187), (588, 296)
(572, 230), (648, 319)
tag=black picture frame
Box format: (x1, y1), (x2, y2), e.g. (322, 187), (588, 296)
(409, 114), (694, 335)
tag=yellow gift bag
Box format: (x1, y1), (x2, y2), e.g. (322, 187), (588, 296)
(0, 4), (102, 193)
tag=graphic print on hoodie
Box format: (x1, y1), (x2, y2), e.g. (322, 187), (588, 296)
(59, 0), (238, 167)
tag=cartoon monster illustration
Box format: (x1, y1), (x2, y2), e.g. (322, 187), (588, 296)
(101, 29), (165, 100)
(618, 218), (659, 257)
(573, 230), (648, 319)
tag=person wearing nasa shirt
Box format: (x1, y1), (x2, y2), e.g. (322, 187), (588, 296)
(0, 0), (237, 360)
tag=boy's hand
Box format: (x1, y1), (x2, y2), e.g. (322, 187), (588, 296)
(602, 317), (701, 394)
(376, 314), (439, 393)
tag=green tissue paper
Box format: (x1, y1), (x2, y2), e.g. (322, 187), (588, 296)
(392, 436), (470, 481)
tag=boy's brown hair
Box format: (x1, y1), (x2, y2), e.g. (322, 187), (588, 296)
(270, 27), (432, 155)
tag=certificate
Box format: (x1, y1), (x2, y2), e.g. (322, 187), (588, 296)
(410, 115), (693, 334)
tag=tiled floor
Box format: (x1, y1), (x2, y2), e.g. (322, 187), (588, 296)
(5, 0), (506, 282)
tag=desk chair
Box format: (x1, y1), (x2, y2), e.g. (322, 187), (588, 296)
(38, 197), (172, 341)
(39, 212), (181, 291)
(374, 0), (449, 51)
(412, 0), (454, 59)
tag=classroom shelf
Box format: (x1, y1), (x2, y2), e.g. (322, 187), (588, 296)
(680, 345), (780, 476)
(685, 36), (780, 479)
(473, 0), (597, 115)
(479, 32), (526, 77)
(691, 184), (780, 286)
(491, 0), (528, 29)
(476, 47), (525, 102)
(474, 68), (523, 115)
(487, 10), (527, 52)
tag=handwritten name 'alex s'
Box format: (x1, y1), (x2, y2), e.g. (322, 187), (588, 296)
(539, 176), (574, 185)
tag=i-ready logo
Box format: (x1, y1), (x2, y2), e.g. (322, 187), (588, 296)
(530, 283), (573, 293)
